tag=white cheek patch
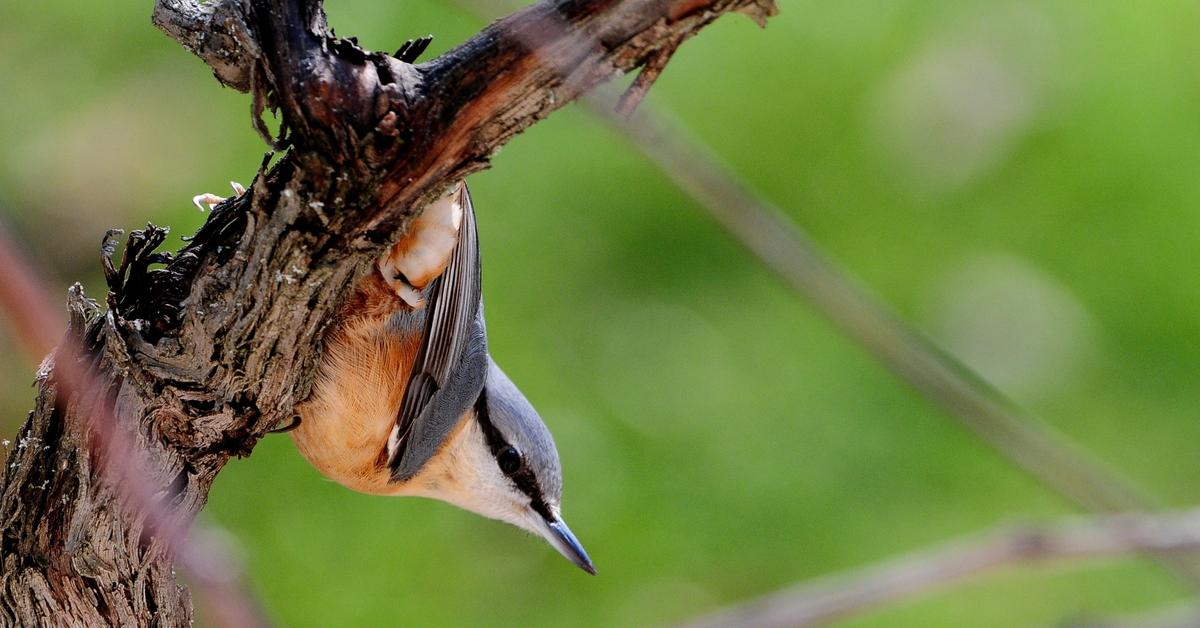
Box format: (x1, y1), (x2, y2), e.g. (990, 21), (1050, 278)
(400, 419), (539, 534)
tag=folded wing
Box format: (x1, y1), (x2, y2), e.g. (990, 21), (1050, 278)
(387, 185), (488, 480)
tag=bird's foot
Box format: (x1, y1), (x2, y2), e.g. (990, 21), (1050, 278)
(268, 415), (302, 434)
(377, 259), (426, 309)
(377, 182), (464, 308)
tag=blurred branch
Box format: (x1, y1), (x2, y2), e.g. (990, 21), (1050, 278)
(591, 106), (1148, 511)
(685, 509), (1200, 628)
(1068, 602), (1200, 628)
(587, 105), (1200, 588)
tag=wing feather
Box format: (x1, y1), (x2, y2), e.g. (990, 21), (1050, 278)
(388, 184), (485, 477)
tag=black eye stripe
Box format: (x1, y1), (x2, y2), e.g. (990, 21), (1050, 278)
(475, 391), (553, 520)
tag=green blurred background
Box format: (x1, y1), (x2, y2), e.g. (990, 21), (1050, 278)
(3, 0), (1200, 625)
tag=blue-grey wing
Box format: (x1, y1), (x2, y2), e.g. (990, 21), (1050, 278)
(388, 185), (488, 480)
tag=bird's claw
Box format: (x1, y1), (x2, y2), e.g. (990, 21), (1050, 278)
(268, 415), (303, 434)
(376, 183), (464, 309)
(377, 259), (427, 309)
(192, 181), (246, 212)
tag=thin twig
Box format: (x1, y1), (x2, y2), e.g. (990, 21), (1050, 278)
(684, 509), (1200, 628)
(616, 38), (683, 118)
(600, 101), (1200, 591)
(0, 219), (267, 628)
(590, 105), (1154, 515)
(1067, 602), (1200, 628)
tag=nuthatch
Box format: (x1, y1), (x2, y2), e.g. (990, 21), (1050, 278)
(284, 182), (594, 574)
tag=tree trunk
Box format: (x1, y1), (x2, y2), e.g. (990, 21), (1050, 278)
(0, 0), (775, 624)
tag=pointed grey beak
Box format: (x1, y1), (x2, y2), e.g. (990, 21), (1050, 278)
(540, 517), (596, 575)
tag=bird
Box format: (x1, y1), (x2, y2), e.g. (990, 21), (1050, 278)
(284, 181), (595, 574)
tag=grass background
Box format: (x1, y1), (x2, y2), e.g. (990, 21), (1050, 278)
(3, 0), (1200, 625)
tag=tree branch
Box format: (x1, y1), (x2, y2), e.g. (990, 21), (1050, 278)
(152, 0), (259, 91)
(258, 0), (777, 236)
(685, 509), (1200, 628)
(2, 0), (775, 624)
(0, 218), (265, 624)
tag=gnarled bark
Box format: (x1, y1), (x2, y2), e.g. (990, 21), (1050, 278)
(0, 0), (775, 625)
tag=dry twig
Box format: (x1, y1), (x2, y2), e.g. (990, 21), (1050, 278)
(685, 509), (1200, 628)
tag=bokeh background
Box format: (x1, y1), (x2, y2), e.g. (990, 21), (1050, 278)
(3, 0), (1200, 625)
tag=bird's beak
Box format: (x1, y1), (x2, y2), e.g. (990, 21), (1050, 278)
(537, 516), (596, 575)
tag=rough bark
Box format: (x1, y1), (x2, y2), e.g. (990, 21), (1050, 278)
(0, 0), (776, 625)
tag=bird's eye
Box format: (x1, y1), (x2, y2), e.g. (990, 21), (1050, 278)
(497, 446), (522, 475)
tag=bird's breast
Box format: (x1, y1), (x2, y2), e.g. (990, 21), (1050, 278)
(291, 274), (423, 495)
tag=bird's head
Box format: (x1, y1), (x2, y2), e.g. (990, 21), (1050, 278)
(404, 357), (595, 574)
